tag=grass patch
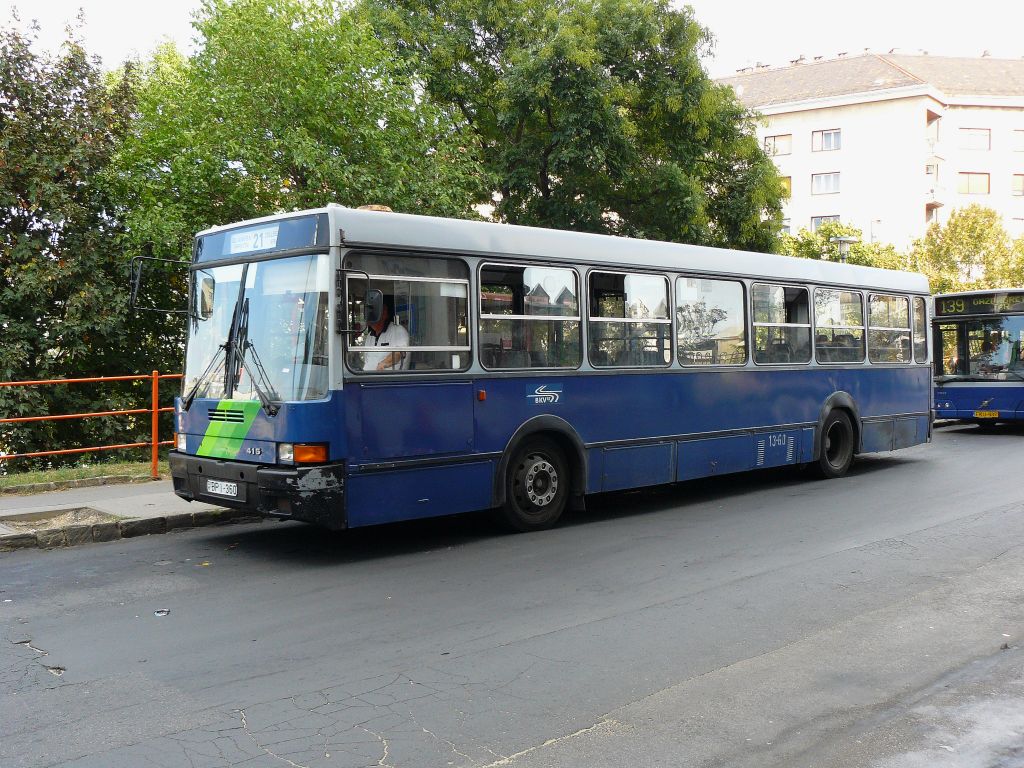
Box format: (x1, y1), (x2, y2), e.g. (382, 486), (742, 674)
(0, 460), (169, 491)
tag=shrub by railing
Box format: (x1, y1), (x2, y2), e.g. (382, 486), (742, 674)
(0, 371), (182, 479)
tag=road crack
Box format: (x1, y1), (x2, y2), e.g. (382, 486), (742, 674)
(355, 725), (394, 768)
(477, 719), (620, 767)
(238, 708), (309, 768)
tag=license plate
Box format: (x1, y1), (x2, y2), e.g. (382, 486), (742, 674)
(974, 410), (999, 419)
(206, 479), (238, 498)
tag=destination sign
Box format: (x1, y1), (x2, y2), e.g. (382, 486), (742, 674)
(934, 292), (1024, 317)
(195, 213), (329, 263)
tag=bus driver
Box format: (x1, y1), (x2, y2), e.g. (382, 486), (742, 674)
(362, 295), (411, 371)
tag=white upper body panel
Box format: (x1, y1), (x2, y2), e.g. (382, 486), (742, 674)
(200, 204), (931, 294)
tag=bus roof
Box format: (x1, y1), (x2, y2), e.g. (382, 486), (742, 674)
(198, 204), (930, 294)
(933, 289), (1024, 298)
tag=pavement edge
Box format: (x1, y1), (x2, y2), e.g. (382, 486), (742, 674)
(0, 509), (263, 552)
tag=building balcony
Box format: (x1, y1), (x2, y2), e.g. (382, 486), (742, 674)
(925, 138), (946, 162)
(925, 183), (947, 208)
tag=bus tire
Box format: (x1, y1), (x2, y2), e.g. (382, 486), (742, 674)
(815, 410), (854, 479)
(496, 438), (569, 532)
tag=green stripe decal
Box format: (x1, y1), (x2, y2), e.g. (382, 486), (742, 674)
(197, 400), (263, 459)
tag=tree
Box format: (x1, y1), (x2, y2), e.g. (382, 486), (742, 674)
(911, 205), (1024, 293)
(365, 0), (785, 250)
(100, 0), (490, 419)
(779, 221), (908, 270)
(0, 23), (146, 466)
(107, 0), (488, 335)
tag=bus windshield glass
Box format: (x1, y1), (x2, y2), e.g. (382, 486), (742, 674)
(184, 253), (331, 401)
(935, 316), (1024, 381)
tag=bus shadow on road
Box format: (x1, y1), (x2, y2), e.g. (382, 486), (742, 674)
(198, 455), (919, 563)
(935, 421), (1024, 437)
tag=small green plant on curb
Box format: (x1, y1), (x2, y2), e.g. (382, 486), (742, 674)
(0, 461), (170, 492)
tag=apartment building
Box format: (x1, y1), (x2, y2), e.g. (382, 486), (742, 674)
(719, 54), (1024, 249)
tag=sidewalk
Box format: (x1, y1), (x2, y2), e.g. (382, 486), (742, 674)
(0, 480), (255, 551)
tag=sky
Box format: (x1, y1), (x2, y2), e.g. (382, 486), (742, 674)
(3, 0), (1023, 76)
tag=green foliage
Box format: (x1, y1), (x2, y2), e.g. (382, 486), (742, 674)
(0, 24), (156, 467)
(107, 0), (487, 352)
(365, 0), (785, 249)
(910, 205), (1024, 293)
(779, 221), (908, 271)
(111, 0), (485, 258)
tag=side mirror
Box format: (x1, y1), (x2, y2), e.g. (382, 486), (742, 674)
(199, 276), (215, 320)
(128, 256), (189, 315)
(364, 289), (384, 325)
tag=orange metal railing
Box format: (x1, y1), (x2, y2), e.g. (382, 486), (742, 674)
(0, 371), (183, 479)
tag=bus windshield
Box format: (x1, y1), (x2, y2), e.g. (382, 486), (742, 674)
(935, 316), (1024, 381)
(184, 253), (331, 402)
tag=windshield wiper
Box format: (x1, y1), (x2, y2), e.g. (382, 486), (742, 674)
(182, 343), (228, 411)
(234, 298), (281, 416)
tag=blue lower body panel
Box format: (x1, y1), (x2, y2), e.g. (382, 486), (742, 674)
(346, 461), (494, 528)
(934, 383), (1024, 421)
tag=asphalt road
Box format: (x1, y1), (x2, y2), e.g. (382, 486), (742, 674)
(3, 423), (1024, 768)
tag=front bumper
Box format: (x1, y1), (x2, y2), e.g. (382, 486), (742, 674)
(168, 451), (347, 529)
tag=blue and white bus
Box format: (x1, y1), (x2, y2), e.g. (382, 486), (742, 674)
(933, 289), (1024, 424)
(167, 205), (932, 531)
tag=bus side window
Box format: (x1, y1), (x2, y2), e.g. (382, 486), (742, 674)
(752, 283), (811, 364)
(479, 264), (581, 369)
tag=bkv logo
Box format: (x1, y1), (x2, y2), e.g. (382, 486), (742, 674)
(527, 384), (562, 404)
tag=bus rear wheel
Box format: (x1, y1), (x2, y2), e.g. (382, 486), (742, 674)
(815, 410), (854, 479)
(497, 438), (569, 532)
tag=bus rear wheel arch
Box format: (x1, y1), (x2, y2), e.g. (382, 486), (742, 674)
(814, 409), (855, 478)
(495, 437), (571, 532)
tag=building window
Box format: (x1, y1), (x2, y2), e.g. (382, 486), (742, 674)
(781, 218), (791, 235)
(812, 129), (841, 151)
(957, 172), (990, 194)
(1014, 175), (1024, 196)
(780, 176), (792, 197)
(764, 134), (792, 156)
(925, 163), (938, 179)
(811, 215), (839, 231)
(958, 128), (991, 150)
(1015, 130), (1024, 152)
(811, 172), (840, 195)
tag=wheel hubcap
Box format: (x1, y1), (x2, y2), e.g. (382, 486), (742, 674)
(522, 457), (558, 507)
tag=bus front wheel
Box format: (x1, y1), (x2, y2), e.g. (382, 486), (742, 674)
(497, 438), (569, 532)
(815, 410), (855, 479)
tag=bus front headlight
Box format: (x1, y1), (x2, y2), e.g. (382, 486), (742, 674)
(278, 443), (295, 465)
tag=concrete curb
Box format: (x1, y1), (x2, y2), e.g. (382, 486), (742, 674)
(0, 508), (262, 552)
(0, 474), (157, 496)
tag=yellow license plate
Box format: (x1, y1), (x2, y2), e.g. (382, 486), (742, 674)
(974, 410), (999, 419)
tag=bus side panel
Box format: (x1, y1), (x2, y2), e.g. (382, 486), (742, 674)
(677, 434), (752, 481)
(346, 461), (494, 527)
(601, 442), (674, 491)
(353, 382), (475, 459)
(861, 419), (895, 453)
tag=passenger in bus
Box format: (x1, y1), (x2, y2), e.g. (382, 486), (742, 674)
(362, 295), (411, 371)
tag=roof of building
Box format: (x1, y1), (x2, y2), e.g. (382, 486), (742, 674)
(719, 53), (1024, 108)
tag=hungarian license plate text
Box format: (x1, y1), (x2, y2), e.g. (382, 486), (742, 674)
(206, 479), (238, 497)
